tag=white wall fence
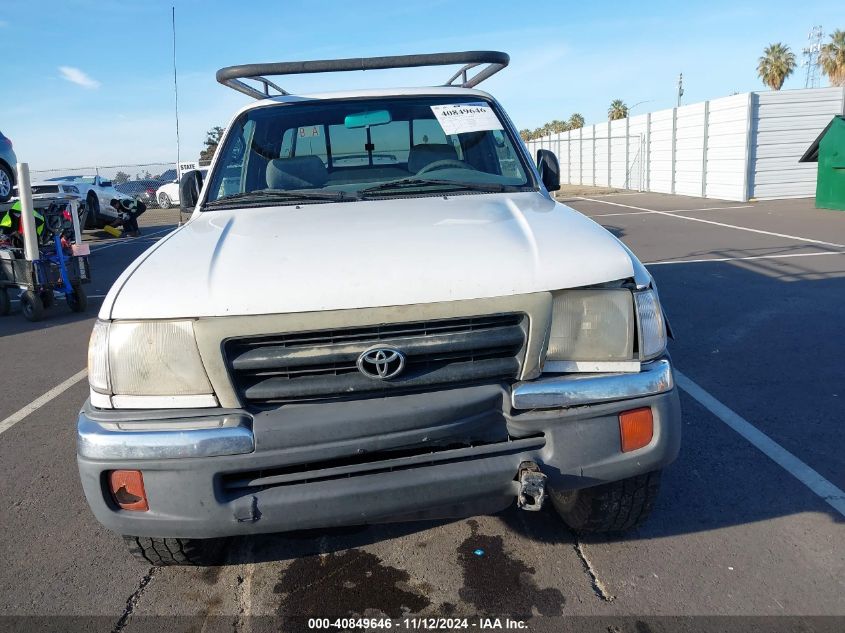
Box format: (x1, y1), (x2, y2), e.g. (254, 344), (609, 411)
(524, 87), (845, 201)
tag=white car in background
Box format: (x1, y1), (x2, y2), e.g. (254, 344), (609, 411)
(31, 175), (129, 228)
(156, 169), (208, 209)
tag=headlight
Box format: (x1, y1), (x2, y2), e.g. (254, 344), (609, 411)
(62, 185), (80, 194)
(87, 320), (215, 408)
(634, 289), (667, 360)
(547, 289), (635, 361)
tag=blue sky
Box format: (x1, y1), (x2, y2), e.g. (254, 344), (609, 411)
(1, 0), (842, 170)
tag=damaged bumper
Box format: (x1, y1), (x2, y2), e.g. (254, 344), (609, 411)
(77, 359), (681, 539)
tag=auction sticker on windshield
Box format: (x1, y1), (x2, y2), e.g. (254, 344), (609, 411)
(431, 102), (504, 135)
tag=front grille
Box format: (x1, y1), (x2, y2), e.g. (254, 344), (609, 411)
(224, 314), (526, 406)
(31, 185), (60, 194)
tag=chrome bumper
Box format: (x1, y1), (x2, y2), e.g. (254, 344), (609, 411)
(511, 359), (674, 410)
(77, 414), (254, 460)
(77, 360), (674, 461)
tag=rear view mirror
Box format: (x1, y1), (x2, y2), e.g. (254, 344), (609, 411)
(536, 149), (560, 192)
(345, 110), (392, 129)
(179, 170), (203, 213)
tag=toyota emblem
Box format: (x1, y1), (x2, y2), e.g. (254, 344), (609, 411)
(357, 348), (406, 380)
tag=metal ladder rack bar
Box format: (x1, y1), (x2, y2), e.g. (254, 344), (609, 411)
(216, 51), (509, 99)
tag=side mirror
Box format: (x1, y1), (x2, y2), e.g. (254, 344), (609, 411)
(100, 180), (112, 188)
(536, 150), (560, 192)
(179, 170), (203, 213)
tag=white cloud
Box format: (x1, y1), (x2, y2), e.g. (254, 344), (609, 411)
(58, 66), (101, 89)
(0, 20), (8, 27)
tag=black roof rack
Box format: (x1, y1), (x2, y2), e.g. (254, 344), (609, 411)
(216, 51), (510, 99)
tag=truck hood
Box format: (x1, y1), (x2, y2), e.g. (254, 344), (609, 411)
(103, 192), (636, 319)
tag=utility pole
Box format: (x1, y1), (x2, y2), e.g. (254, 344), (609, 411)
(802, 26), (824, 88)
(677, 73), (684, 107)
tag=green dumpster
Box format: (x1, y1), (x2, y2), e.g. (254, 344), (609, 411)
(800, 115), (845, 211)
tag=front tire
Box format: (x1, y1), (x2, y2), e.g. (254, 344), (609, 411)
(123, 536), (228, 567)
(158, 193), (172, 209)
(0, 162), (13, 202)
(86, 194), (100, 229)
(550, 470), (662, 533)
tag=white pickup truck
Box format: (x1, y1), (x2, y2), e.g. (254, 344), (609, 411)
(77, 52), (680, 566)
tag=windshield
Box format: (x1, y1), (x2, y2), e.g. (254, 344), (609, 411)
(204, 96), (533, 207)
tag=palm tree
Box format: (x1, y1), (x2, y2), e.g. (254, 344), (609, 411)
(757, 43), (797, 90)
(550, 119), (569, 133)
(608, 100), (628, 121)
(568, 113), (585, 129)
(819, 30), (845, 87)
(519, 129), (532, 142)
(532, 127), (544, 140)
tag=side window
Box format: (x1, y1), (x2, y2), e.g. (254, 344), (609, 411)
(413, 119), (446, 145)
(412, 118), (463, 159)
(281, 126), (327, 164)
(492, 129), (519, 178)
(329, 125), (367, 167)
(370, 121), (410, 164)
(215, 120), (254, 198)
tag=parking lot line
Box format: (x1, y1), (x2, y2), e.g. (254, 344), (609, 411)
(675, 370), (845, 518)
(645, 250), (845, 266)
(578, 197), (845, 249)
(590, 205), (753, 218)
(90, 226), (174, 252)
(0, 369), (87, 437)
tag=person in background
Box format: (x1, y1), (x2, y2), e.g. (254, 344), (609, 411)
(108, 198), (146, 237)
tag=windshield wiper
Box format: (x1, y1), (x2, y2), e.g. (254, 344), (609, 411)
(204, 188), (351, 208)
(359, 178), (521, 197)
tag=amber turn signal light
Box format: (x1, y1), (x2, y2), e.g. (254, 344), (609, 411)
(108, 470), (149, 511)
(619, 407), (654, 453)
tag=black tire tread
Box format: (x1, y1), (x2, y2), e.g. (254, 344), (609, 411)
(553, 471), (662, 533)
(67, 285), (87, 312)
(0, 162), (13, 203)
(122, 535), (224, 566)
(21, 290), (44, 322)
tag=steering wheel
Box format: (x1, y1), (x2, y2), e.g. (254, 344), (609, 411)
(416, 160), (476, 175)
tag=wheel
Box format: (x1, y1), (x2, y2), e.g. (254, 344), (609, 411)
(20, 290), (45, 322)
(0, 289), (10, 316)
(158, 192), (172, 209)
(0, 162), (13, 203)
(39, 290), (55, 308)
(86, 193), (100, 229)
(550, 470), (662, 533)
(122, 535), (228, 567)
(66, 285), (88, 312)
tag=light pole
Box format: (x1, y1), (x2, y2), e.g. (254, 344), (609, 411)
(677, 73), (684, 107)
(628, 100), (653, 114)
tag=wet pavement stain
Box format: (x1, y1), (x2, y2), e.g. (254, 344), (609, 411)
(457, 519), (564, 618)
(200, 566), (222, 586)
(274, 548), (430, 630)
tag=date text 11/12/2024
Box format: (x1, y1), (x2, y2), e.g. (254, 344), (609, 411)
(307, 617), (528, 630)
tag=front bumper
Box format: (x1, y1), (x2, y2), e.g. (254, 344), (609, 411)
(77, 359), (681, 538)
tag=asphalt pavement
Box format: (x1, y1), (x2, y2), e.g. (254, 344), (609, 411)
(0, 195), (843, 632)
